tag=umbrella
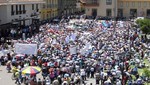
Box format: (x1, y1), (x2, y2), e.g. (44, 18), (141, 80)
(21, 66), (41, 75)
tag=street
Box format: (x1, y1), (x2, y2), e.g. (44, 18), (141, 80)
(0, 66), (96, 85)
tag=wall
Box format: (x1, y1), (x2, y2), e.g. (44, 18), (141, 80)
(85, 0), (117, 17)
(0, 5), (7, 25)
(118, 1), (150, 18)
(6, 3), (41, 26)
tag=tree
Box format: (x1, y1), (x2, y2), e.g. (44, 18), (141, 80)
(136, 19), (150, 34)
(143, 68), (150, 84)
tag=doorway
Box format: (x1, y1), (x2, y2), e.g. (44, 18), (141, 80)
(92, 8), (97, 18)
(130, 9), (137, 18)
(118, 9), (123, 17)
(106, 9), (112, 17)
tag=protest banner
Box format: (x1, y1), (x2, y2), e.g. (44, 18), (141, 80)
(69, 45), (77, 55)
(15, 43), (37, 55)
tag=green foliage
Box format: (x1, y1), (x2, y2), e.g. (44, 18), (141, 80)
(136, 19), (150, 34)
(143, 68), (150, 78)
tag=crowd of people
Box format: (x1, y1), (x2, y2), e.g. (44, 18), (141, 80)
(0, 15), (150, 85)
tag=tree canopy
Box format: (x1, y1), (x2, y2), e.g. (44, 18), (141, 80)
(136, 19), (150, 34)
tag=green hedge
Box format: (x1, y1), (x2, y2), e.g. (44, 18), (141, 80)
(136, 19), (150, 34)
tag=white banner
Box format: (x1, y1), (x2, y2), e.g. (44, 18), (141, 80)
(15, 43), (37, 55)
(69, 45), (77, 55)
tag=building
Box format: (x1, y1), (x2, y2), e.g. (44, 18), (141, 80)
(0, 0), (45, 26)
(41, 0), (78, 20)
(118, 0), (150, 18)
(84, 0), (150, 18)
(58, 0), (78, 17)
(40, 0), (58, 20)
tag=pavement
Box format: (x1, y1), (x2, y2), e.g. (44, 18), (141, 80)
(0, 66), (15, 85)
(0, 65), (96, 85)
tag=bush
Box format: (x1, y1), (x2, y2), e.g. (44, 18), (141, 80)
(136, 19), (150, 34)
(143, 68), (150, 78)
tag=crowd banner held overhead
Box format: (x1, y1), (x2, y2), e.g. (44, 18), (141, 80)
(69, 45), (77, 55)
(15, 43), (37, 55)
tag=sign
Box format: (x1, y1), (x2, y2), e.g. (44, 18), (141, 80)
(15, 43), (37, 55)
(69, 45), (77, 55)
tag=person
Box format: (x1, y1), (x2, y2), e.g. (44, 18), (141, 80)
(62, 80), (69, 85)
(6, 61), (11, 73)
(52, 78), (59, 85)
(37, 78), (42, 85)
(45, 77), (51, 85)
(86, 66), (90, 78)
(0, 56), (1, 66)
(15, 72), (21, 85)
(116, 79), (121, 85)
(42, 77), (46, 85)
(95, 71), (100, 85)
(74, 74), (80, 85)
(24, 77), (29, 85)
(70, 78), (75, 85)
(90, 66), (95, 78)
(80, 68), (86, 81)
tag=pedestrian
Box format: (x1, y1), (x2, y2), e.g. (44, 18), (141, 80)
(95, 71), (100, 85)
(90, 66), (95, 78)
(37, 78), (42, 85)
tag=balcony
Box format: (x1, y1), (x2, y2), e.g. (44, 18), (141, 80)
(80, 0), (99, 7)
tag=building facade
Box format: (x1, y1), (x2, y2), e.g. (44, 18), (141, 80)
(40, 0), (58, 20)
(84, 0), (150, 18)
(0, 0), (45, 26)
(58, 0), (78, 17)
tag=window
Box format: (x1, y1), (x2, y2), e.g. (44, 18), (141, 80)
(16, 5), (18, 15)
(93, 0), (97, 3)
(106, 9), (112, 17)
(36, 4), (39, 12)
(130, 9), (137, 17)
(92, 9), (97, 17)
(43, 4), (46, 8)
(106, 0), (112, 5)
(23, 5), (26, 14)
(118, 9), (123, 17)
(36, 4), (38, 9)
(32, 4), (34, 10)
(11, 5), (14, 15)
(132, 2), (135, 7)
(120, 2), (123, 7)
(143, 2), (147, 7)
(126, 2), (129, 7)
(147, 9), (150, 16)
(19, 5), (22, 14)
(138, 2), (141, 7)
